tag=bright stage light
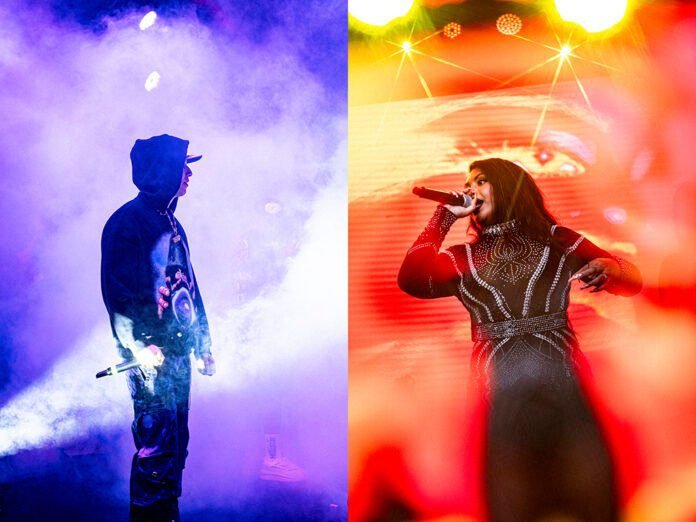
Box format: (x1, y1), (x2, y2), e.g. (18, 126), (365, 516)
(496, 13), (522, 36)
(560, 45), (572, 59)
(139, 11), (157, 31)
(349, 0), (415, 27)
(554, 0), (628, 32)
(401, 41), (412, 54)
(144, 71), (160, 91)
(443, 22), (462, 39)
(264, 201), (282, 214)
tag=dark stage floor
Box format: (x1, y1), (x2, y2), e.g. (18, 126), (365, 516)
(0, 448), (346, 521)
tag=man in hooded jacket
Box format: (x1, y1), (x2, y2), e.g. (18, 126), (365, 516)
(101, 134), (215, 521)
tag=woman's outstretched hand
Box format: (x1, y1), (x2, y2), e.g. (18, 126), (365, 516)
(571, 258), (621, 293)
(443, 190), (479, 218)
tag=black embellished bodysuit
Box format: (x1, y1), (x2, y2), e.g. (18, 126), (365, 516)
(398, 206), (640, 521)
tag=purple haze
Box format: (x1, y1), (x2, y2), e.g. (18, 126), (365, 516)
(0, 0), (346, 514)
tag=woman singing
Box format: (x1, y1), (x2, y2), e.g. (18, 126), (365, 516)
(398, 158), (642, 522)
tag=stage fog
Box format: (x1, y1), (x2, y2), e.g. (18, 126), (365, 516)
(0, 0), (346, 518)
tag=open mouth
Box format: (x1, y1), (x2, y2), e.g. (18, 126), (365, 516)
(473, 199), (484, 214)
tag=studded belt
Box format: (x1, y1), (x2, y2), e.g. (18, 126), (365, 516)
(472, 311), (568, 341)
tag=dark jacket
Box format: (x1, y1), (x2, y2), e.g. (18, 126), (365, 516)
(101, 134), (211, 359)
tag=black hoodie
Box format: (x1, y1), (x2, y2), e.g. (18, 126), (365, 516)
(101, 134), (211, 359)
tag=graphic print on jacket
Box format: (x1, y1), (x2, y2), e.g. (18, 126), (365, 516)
(151, 231), (198, 331)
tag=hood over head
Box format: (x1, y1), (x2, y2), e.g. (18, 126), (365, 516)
(130, 134), (189, 206)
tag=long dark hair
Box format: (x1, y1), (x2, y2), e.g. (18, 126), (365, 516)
(469, 158), (557, 243)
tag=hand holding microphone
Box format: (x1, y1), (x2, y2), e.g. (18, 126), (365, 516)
(137, 344), (165, 368)
(444, 190), (480, 218)
(412, 186), (481, 218)
(96, 344), (165, 379)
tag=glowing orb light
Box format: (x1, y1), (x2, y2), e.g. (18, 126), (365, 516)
(144, 71), (160, 91)
(443, 22), (462, 39)
(560, 45), (572, 59)
(554, 0), (628, 32)
(349, 0), (415, 27)
(496, 13), (522, 35)
(401, 41), (412, 54)
(535, 149), (553, 165)
(604, 207), (627, 224)
(559, 162), (579, 175)
(139, 11), (157, 31)
(264, 201), (282, 214)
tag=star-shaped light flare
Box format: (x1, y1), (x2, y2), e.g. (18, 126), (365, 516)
(382, 25), (502, 100)
(363, 15), (624, 148)
(498, 30), (621, 146)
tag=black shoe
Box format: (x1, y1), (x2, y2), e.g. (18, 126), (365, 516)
(130, 498), (179, 522)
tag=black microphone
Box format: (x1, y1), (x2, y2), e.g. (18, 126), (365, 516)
(412, 187), (475, 207)
(96, 359), (141, 379)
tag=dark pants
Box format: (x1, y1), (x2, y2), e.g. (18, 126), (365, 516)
(485, 344), (617, 522)
(128, 355), (191, 522)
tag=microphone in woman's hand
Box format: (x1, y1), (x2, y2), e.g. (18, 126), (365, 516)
(412, 187), (474, 207)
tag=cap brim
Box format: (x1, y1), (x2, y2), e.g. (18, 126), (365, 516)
(186, 154), (203, 164)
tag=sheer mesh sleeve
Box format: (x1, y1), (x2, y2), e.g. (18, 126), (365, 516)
(397, 206), (461, 299)
(554, 226), (642, 296)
